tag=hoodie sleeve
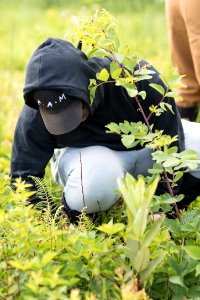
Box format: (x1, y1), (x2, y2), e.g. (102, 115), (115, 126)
(10, 105), (55, 204)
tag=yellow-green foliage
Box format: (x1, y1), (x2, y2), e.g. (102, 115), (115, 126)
(1, 2), (200, 299)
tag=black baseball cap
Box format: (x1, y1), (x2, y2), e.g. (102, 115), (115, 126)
(32, 90), (83, 135)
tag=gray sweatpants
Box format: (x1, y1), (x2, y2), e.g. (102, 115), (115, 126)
(51, 146), (153, 214)
(51, 120), (200, 214)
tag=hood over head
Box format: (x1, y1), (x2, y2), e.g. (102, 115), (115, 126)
(23, 37), (105, 113)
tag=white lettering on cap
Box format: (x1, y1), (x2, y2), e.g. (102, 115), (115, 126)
(47, 102), (53, 108)
(59, 93), (66, 102)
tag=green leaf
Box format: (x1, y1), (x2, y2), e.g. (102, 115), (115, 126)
(143, 216), (165, 247)
(149, 83), (165, 95)
(125, 87), (138, 98)
(164, 219), (181, 234)
(141, 251), (167, 281)
(121, 134), (138, 149)
(113, 52), (124, 63)
(138, 91), (146, 100)
(163, 157), (180, 168)
(196, 263), (200, 276)
(119, 121), (131, 134)
(110, 61), (118, 74)
(133, 248), (150, 272)
(165, 91), (177, 98)
(122, 57), (137, 73)
(97, 219), (125, 235)
(96, 68), (110, 81)
(134, 74), (152, 82)
(87, 48), (107, 59)
(89, 86), (97, 105)
(133, 205), (148, 239)
(169, 275), (185, 287)
(105, 122), (121, 134)
(162, 102), (174, 114)
(111, 68), (122, 79)
(126, 238), (139, 261)
(173, 171), (183, 183)
(8, 260), (30, 271)
(41, 252), (58, 266)
(134, 68), (156, 76)
(184, 245), (200, 260)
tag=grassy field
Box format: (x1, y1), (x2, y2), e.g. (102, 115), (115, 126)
(1, 1), (200, 299)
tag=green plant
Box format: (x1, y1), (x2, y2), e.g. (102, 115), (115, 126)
(1, 6), (200, 300)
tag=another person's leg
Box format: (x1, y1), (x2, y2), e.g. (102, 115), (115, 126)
(166, 0), (200, 120)
(179, 119), (200, 205)
(183, 0), (200, 110)
(182, 119), (200, 178)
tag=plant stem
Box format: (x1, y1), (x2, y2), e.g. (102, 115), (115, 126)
(162, 166), (180, 219)
(135, 95), (151, 131)
(136, 273), (142, 291)
(134, 97), (180, 219)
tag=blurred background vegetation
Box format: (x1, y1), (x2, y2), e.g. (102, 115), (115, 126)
(0, 0), (169, 174)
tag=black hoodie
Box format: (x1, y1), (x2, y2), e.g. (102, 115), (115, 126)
(11, 38), (198, 204)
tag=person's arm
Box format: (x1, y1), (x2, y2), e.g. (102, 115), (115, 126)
(10, 105), (55, 205)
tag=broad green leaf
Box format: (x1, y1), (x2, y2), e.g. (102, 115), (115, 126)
(134, 75), (152, 82)
(145, 177), (159, 205)
(121, 134), (137, 149)
(138, 91), (146, 100)
(184, 246), (200, 260)
(196, 263), (200, 276)
(96, 68), (109, 81)
(126, 238), (139, 263)
(165, 91), (177, 98)
(110, 60), (118, 74)
(133, 205), (148, 239)
(105, 122), (121, 134)
(8, 260), (28, 271)
(113, 52), (124, 63)
(41, 252), (58, 266)
(125, 87), (138, 98)
(164, 219), (181, 234)
(111, 68), (122, 79)
(87, 47), (107, 59)
(122, 57), (137, 73)
(8, 259), (35, 271)
(163, 157), (180, 168)
(134, 69), (156, 76)
(162, 102), (174, 114)
(119, 122), (131, 134)
(141, 251), (167, 281)
(118, 174), (137, 218)
(133, 248), (150, 272)
(143, 216), (165, 247)
(97, 220), (125, 235)
(174, 171), (183, 183)
(169, 275), (185, 287)
(149, 83), (165, 95)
